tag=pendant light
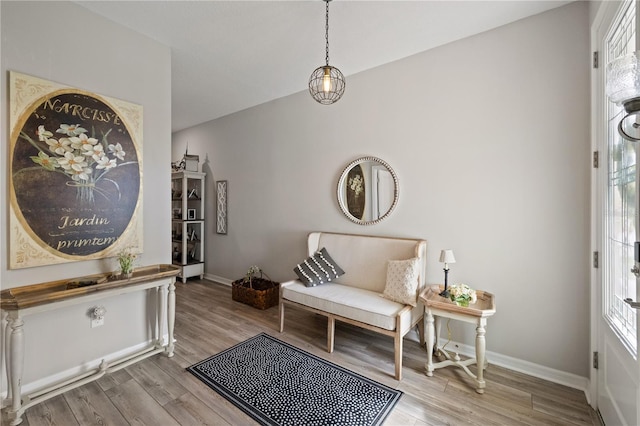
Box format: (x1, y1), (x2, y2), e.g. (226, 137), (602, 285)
(309, 0), (345, 105)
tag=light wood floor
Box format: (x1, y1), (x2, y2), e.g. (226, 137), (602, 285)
(2, 279), (603, 426)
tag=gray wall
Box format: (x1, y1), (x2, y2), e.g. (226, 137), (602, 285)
(1, 1), (171, 390)
(173, 1), (590, 377)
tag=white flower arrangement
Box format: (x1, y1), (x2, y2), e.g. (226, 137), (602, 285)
(449, 284), (477, 307)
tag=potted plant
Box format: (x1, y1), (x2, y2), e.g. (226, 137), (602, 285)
(117, 247), (137, 279)
(232, 265), (279, 310)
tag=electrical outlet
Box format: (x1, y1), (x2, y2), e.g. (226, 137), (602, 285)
(91, 317), (104, 328)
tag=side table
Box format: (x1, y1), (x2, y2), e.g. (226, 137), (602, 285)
(419, 285), (496, 393)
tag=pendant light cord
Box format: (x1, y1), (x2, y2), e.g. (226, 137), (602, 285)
(325, 0), (330, 66)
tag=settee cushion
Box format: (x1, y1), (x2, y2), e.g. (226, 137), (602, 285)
(382, 257), (421, 306)
(294, 247), (345, 287)
(282, 281), (405, 330)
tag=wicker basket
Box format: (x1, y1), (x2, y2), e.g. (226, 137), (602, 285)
(232, 278), (280, 310)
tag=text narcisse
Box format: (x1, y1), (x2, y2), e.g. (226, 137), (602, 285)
(43, 98), (122, 125)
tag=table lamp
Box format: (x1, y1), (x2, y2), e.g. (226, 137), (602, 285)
(439, 249), (456, 298)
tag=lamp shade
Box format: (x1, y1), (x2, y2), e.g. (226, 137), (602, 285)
(439, 249), (456, 264)
(309, 65), (345, 105)
(606, 52), (640, 141)
(606, 51), (640, 106)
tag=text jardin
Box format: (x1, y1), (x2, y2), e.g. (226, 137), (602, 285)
(58, 214), (110, 229)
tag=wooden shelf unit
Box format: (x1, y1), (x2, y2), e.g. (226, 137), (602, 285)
(171, 171), (205, 283)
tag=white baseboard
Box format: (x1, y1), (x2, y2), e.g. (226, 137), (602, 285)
(203, 273), (232, 286)
(402, 327), (588, 394)
(445, 340), (589, 393)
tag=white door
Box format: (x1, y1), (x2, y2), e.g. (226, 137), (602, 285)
(594, 1), (640, 424)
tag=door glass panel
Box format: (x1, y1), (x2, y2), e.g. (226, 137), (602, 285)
(605, 0), (638, 356)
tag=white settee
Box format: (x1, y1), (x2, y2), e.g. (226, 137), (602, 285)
(279, 232), (427, 380)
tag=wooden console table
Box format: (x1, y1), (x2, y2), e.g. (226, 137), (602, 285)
(419, 285), (496, 394)
(0, 264), (180, 426)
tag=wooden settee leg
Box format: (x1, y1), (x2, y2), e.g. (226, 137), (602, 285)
(395, 332), (403, 380)
(279, 302), (285, 332)
(327, 317), (335, 353)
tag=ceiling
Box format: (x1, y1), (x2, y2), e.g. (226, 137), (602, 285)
(76, 1), (573, 132)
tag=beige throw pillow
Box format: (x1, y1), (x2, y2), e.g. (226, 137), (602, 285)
(382, 258), (420, 306)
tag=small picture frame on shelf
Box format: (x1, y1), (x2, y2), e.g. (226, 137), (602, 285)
(187, 209), (196, 220)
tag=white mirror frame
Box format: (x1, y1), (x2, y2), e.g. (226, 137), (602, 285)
(336, 156), (399, 225)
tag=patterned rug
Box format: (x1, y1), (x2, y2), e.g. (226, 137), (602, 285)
(187, 333), (402, 426)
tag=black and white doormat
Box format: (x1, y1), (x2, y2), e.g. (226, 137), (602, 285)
(187, 333), (402, 426)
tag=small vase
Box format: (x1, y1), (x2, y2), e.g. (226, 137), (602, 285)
(454, 299), (469, 307)
(121, 271), (133, 279)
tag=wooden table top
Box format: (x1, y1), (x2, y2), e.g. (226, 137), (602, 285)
(420, 285), (496, 318)
(1, 264), (180, 311)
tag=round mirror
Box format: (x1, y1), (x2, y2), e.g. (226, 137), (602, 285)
(337, 156), (399, 225)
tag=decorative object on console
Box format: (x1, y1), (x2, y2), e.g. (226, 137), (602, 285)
(91, 306), (107, 321)
(232, 265), (280, 310)
(216, 180), (228, 234)
(438, 249), (456, 298)
(308, 0), (345, 105)
(337, 156), (398, 225)
(606, 51), (640, 141)
(382, 257), (421, 306)
(117, 247), (137, 278)
(448, 283), (477, 307)
(293, 247), (345, 287)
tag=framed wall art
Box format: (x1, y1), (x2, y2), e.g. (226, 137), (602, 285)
(216, 180), (227, 234)
(9, 71), (144, 269)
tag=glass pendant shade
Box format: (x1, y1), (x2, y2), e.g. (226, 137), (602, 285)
(606, 51), (640, 141)
(606, 51), (640, 105)
(309, 65), (346, 105)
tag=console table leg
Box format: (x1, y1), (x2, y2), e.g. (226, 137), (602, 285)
(166, 280), (176, 357)
(4, 313), (12, 405)
(8, 314), (25, 425)
(475, 318), (487, 394)
(425, 311), (435, 377)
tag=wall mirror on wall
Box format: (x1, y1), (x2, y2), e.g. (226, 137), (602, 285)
(337, 156), (399, 225)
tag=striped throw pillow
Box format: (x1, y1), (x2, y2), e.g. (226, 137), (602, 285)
(294, 247), (345, 287)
